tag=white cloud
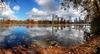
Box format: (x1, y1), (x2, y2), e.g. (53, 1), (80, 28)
(0, 3), (18, 20)
(28, 8), (51, 20)
(31, 8), (48, 16)
(35, 0), (86, 20)
(35, 0), (58, 11)
(28, 0), (87, 21)
(2, 6), (14, 16)
(13, 5), (20, 11)
(35, 0), (53, 5)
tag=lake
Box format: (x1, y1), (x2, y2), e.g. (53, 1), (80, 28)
(0, 24), (90, 48)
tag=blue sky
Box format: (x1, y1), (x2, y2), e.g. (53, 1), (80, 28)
(0, 0), (87, 20)
(10, 0), (43, 20)
(2, 0), (59, 20)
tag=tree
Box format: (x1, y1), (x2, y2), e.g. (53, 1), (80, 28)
(62, 0), (100, 34)
(83, 0), (100, 34)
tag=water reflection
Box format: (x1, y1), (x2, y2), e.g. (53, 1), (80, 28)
(0, 24), (90, 48)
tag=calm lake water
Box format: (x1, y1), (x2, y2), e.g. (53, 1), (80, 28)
(0, 24), (90, 48)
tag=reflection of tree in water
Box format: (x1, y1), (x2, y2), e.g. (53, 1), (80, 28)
(52, 24), (87, 33)
(0, 24), (90, 48)
(52, 25), (66, 32)
(0, 27), (9, 33)
(51, 24), (88, 46)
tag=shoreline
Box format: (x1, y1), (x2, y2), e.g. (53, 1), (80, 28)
(0, 35), (99, 54)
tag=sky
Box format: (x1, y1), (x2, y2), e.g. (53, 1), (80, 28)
(0, 0), (60, 20)
(0, 0), (87, 21)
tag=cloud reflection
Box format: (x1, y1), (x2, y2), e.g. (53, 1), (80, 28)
(0, 25), (90, 48)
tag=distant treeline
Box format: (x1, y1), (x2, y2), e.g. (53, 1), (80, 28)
(0, 19), (69, 24)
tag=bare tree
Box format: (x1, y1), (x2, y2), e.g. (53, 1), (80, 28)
(61, 0), (100, 34)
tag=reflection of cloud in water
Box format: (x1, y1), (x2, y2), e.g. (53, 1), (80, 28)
(29, 26), (85, 46)
(29, 27), (52, 37)
(0, 25), (90, 48)
(54, 27), (84, 46)
(30, 30), (51, 37)
(0, 28), (12, 43)
(0, 27), (32, 48)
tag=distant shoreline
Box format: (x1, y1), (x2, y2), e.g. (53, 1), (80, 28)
(0, 24), (90, 27)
